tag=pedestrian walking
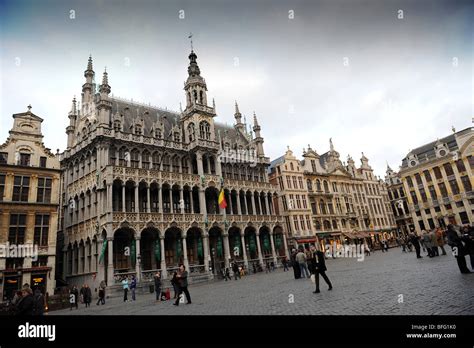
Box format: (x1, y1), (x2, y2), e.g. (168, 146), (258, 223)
(32, 288), (44, 315)
(282, 256), (289, 271)
(69, 286), (79, 310)
(430, 230), (439, 256)
(422, 230), (433, 257)
(461, 226), (474, 270)
(97, 280), (106, 305)
(173, 264), (192, 306)
(130, 275), (137, 301)
(121, 278), (129, 302)
(232, 262), (241, 280)
(223, 267), (231, 281)
(291, 249), (301, 279)
(435, 228), (447, 256)
(409, 232), (422, 259)
(81, 284), (92, 307)
(296, 249), (310, 278)
(309, 246), (333, 293)
(171, 272), (179, 299)
(154, 271), (162, 302)
(446, 224), (470, 274)
(384, 240), (389, 252)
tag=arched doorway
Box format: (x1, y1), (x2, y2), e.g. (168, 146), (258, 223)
(164, 227), (182, 269)
(259, 226), (272, 261)
(113, 227), (135, 273)
(186, 227), (204, 269)
(228, 227), (242, 261)
(273, 226), (286, 257)
(244, 226), (258, 261)
(140, 227), (160, 271)
(208, 226), (224, 275)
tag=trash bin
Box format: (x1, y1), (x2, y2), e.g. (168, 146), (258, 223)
(149, 284), (154, 293)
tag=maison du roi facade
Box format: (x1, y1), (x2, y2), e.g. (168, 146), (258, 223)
(57, 51), (289, 290)
(386, 127), (473, 236)
(0, 107), (60, 301)
(269, 140), (397, 251)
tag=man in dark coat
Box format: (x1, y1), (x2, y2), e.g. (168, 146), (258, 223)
(290, 249), (301, 279)
(232, 262), (241, 280)
(173, 264), (191, 306)
(16, 287), (34, 315)
(446, 224), (471, 274)
(409, 232), (422, 259)
(33, 289), (44, 315)
(309, 246), (333, 293)
(154, 272), (162, 302)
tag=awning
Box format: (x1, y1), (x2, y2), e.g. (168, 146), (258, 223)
(295, 238), (317, 243)
(342, 232), (357, 239)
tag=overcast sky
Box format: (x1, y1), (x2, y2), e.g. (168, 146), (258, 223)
(1, 0), (472, 176)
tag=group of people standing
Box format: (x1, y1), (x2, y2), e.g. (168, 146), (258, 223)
(69, 281), (106, 309)
(290, 247), (333, 293)
(407, 224), (474, 274)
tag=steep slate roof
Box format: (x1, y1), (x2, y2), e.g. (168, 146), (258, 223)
(110, 97), (244, 143)
(400, 129), (471, 168)
(268, 155), (285, 173)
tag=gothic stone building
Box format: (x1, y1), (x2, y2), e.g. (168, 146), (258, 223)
(0, 107), (60, 301)
(58, 51), (287, 289)
(269, 140), (397, 251)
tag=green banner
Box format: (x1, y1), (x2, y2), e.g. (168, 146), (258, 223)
(131, 239), (136, 266)
(176, 239), (182, 261)
(154, 239), (161, 262)
(263, 235), (271, 252)
(216, 237), (223, 257)
(98, 240), (107, 264)
(197, 237), (203, 258)
(275, 235), (282, 249)
(249, 236), (256, 254)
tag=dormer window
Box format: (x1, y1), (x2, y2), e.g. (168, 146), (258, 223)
(113, 121), (121, 132)
(0, 152), (7, 164)
(155, 129), (162, 139)
(135, 125), (142, 135)
(19, 153), (31, 166)
(174, 132), (180, 142)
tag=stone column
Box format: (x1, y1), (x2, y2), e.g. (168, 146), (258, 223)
(169, 188), (173, 214)
(158, 186), (162, 213)
(199, 188), (207, 215)
(160, 236), (167, 279)
(179, 188), (184, 214)
(229, 193), (234, 215)
(84, 244), (90, 274)
(256, 232), (264, 265)
(107, 238), (114, 286)
(251, 193), (256, 215)
(203, 234), (210, 271)
(257, 194), (263, 215)
(207, 157), (211, 174)
(265, 193), (271, 216)
(270, 232), (277, 264)
(122, 184), (126, 213)
(243, 194), (248, 215)
(241, 233), (248, 268)
(147, 185), (151, 213)
(215, 157), (222, 177)
(223, 233), (230, 269)
(135, 237), (141, 281)
(62, 251), (68, 280)
(237, 192), (242, 215)
(282, 233), (290, 259)
(197, 153), (204, 175)
(134, 184), (139, 213)
(190, 190), (194, 214)
(182, 236), (189, 271)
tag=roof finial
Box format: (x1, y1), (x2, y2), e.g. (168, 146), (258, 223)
(87, 55), (93, 71)
(253, 111), (259, 126)
(330, 138), (334, 151)
(188, 32), (193, 51)
(452, 125), (456, 133)
(27, 104), (32, 112)
(235, 100), (240, 114)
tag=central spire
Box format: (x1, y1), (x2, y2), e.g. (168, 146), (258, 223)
(187, 50), (201, 77)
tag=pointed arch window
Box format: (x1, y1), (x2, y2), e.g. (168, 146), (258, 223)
(174, 132), (180, 142)
(135, 124), (142, 135)
(113, 120), (121, 132)
(199, 121), (211, 140)
(187, 123), (195, 142)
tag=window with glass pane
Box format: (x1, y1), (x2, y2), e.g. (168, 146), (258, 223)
(468, 156), (474, 170)
(0, 152), (7, 164)
(0, 174), (5, 201)
(34, 214), (50, 246)
(39, 157), (47, 168)
(20, 153), (31, 166)
(410, 191), (418, 204)
(9, 214), (26, 244)
(438, 182), (448, 197)
(37, 177), (52, 203)
(428, 186), (437, 200)
(433, 167), (443, 179)
(423, 170), (432, 183)
(443, 163), (454, 177)
(406, 176), (414, 188)
(12, 176), (30, 202)
(415, 174), (423, 185)
(419, 188), (427, 202)
(455, 159), (466, 173)
(461, 176), (472, 192)
(449, 179), (460, 195)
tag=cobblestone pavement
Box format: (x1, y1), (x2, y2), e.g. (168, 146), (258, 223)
(50, 248), (474, 315)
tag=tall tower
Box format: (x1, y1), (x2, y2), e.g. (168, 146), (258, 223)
(66, 97), (77, 149)
(82, 55), (95, 106)
(252, 112), (265, 158)
(184, 50), (208, 108)
(234, 101), (245, 133)
(97, 69), (112, 126)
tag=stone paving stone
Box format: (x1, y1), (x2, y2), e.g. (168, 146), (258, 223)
(50, 248), (474, 315)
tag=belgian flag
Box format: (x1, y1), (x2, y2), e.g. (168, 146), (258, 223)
(218, 188), (227, 209)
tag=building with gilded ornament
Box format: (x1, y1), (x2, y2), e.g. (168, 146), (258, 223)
(0, 107), (60, 301)
(57, 50), (288, 289)
(269, 140), (397, 251)
(391, 127), (473, 235)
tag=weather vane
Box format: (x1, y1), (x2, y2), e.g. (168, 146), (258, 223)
(188, 32), (193, 51)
